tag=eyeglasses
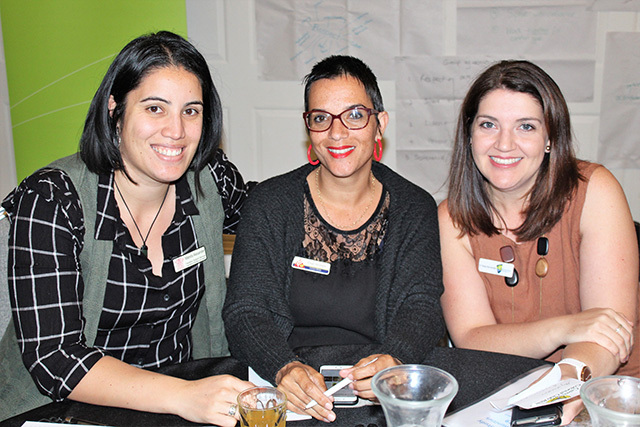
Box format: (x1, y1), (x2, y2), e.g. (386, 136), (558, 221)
(499, 237), (549, 287)
(303, 107), (378, 132)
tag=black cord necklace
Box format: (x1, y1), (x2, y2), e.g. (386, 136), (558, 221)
(114, 179), (170, 258)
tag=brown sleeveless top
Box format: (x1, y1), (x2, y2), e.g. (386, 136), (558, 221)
(469, 161), (639, 377)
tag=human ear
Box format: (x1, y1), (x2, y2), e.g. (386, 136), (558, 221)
(108, 95), (117, 117)
(376, 111), (389, 139)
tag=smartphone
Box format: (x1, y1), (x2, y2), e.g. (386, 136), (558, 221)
(319, 365), (358, 405)
(510, 403), (562, 427)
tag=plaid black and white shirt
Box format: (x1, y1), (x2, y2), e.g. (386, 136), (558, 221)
(1, 149), (250, 401)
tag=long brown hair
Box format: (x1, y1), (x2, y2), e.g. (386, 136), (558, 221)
(446, 60), (582, 241)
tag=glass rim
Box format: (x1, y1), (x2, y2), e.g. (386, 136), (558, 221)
(371, 364), (459, 406)
(237, 385), (287, 410)
(580, 375), (640, 419)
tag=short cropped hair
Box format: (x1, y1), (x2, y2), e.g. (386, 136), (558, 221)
(302, 55), (385, 114)
(446, 60), (581, 241)
(79, 31), (222, 193)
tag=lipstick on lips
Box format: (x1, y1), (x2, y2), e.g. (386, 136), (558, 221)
(327, 145), (355, 159)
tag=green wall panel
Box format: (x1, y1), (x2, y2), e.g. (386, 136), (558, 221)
(0, 0), (187, 181)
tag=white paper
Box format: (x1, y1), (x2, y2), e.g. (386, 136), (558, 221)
(22, 422), (108, 426)
(506, 364), (562, 407)
(457, 4), (596, 59)
(511, 379), (582, 409)
(532, 59), (595, 103)
(400, 0), (444, 55)
(588, 0), (640, 11)
(396, 99), (460, 150)
(443, 366), (548, 427)
(598, 32), (640, 168)
(22, 424), (68, 427)
(256, 0), (400, 80)
(490, 364), (581, 410)
(396, 150), (451, 204)
(396, 56), (496, 102)
(255, 0), (446, 80)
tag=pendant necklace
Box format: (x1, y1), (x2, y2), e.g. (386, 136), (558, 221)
(500, 235), (550, 320)
(315, 167), (376, 230)
(536, 236), (549, 316)
(114, 179), (170, 258)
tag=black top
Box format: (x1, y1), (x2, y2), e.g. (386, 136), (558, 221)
(288, 184), (390, 348)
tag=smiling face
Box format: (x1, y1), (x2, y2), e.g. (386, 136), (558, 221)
(307, 75), (388, 179)
(471, 88), (549, 199)
(110, 66), (204, 186)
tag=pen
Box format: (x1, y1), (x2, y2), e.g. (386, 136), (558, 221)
(305, 356), (379, 409)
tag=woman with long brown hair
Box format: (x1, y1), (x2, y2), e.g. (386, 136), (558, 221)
(439, 60), (638, 424)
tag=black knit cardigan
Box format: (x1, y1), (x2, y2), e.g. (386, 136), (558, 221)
(223, 162), (445, 384)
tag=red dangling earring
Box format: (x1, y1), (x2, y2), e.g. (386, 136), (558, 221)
(374, 139), (383, 162)
(307, 145), (320, 165)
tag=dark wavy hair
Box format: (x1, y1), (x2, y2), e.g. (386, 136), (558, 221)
(446, 60), (582, 241)
(303, 55), (385, 115)
(79, 31), (222, 194)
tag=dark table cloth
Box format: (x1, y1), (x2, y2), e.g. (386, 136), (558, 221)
(0, 347), (547, 426)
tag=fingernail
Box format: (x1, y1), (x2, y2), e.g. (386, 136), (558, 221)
(324, 402), (333, 410)
(326, 412), (336, 422)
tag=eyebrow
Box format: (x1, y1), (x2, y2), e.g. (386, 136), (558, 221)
(476, 114), (542, 123)
(140, 96), (204, 107)
(311, 103), (369, 112)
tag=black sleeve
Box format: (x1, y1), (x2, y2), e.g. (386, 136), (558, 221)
(2, 169), (104, 401)
(207, 148), (256, 234)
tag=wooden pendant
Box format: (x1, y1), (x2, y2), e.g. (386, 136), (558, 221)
(535, 257), (548, 278)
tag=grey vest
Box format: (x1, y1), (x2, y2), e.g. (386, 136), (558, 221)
(0, 154), (228, 420)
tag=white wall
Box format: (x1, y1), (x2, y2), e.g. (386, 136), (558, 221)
(186, 1), (640, 220)
(1, 1), (639, 220)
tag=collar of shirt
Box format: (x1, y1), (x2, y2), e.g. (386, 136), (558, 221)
(94, 172), (200, 241)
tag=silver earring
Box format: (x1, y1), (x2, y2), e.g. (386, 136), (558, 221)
(115, 127), (121, 147)
(545, 144), (551, 153)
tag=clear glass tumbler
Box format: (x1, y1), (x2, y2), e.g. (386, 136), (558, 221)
(371, 364), (458, 427)
(237, 386), (287, 427)
(581, 375), (640, 427)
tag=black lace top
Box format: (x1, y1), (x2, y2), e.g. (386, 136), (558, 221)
(288, 182), (390, 350)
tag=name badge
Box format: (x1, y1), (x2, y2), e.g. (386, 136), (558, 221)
(478, 258), (515, 278)
(291, 256), (331, 275)
(173, 247), (207, 272)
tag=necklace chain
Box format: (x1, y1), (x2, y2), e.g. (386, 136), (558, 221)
(114, 179), (170, 258)
(314, 167), (377, 230)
